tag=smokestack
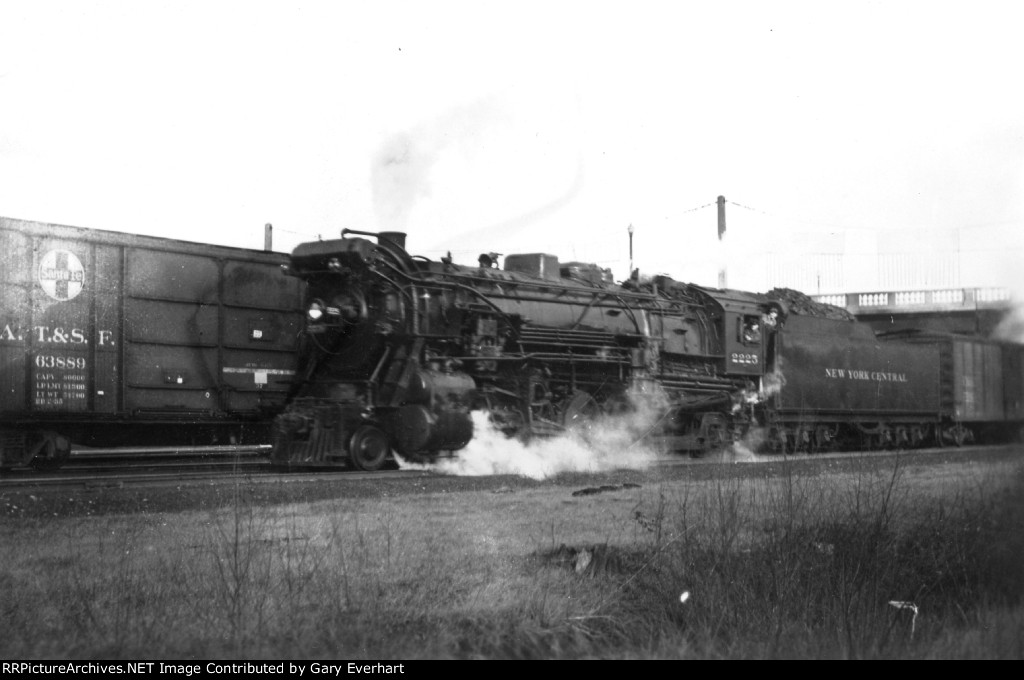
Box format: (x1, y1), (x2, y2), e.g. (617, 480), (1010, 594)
(264, 223), (273, 251)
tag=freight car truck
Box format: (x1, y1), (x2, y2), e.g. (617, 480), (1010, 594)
(1, 217), (302, 469)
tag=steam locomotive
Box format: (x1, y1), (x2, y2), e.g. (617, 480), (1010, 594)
(270, 229), (1024, 470)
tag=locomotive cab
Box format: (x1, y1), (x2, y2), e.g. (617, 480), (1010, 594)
(726, 311), (764, 375)
(711, 294), (770, 377)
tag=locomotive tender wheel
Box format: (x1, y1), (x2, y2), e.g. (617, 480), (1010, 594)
(812, 426), (834, 454)
(860, 425), (889, 451)
(348, 425), (390, 471)
(795, 426), (813, 454)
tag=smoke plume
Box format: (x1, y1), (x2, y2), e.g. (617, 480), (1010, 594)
(398, 388), (667, 479)
(993, 304), (1024, 343)
(371, 98), (505, 232)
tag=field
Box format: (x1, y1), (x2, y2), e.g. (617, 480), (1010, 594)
(1, 448), (1023, 659)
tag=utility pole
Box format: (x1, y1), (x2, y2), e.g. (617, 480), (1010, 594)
(628, 223), (635, 279)
(717, 196), (727, 288)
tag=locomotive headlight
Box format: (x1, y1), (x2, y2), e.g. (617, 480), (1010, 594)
(307, 299), (325, 322)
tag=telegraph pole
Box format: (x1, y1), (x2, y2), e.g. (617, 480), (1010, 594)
(717, 196), (727, 288)
(628, 223), (635, 278)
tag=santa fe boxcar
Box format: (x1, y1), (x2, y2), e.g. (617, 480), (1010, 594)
(0, 217), (302, 469)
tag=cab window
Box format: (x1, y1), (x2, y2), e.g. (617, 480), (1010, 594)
(739, 315), (761, 345)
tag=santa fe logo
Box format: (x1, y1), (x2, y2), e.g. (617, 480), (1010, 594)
(38, 250), (85, 301)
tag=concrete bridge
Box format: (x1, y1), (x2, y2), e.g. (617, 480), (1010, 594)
(814, 287), (1015, 337)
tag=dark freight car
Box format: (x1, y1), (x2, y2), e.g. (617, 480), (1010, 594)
(0, 217), (302, 468)
(885, 330), (1024, 444)
(1004, 343), (1024, 423)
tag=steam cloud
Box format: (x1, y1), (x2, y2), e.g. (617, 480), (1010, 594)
(397, 374), (799, 476)
(371, 130), (437, 233)
(371, 98), (505, 233)
(398, 388), (667, 479)
(993, 303), (1024, 343)
(370, 94), (584, 253)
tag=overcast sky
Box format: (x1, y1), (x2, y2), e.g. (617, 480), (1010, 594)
(2, 1), (1022, 292)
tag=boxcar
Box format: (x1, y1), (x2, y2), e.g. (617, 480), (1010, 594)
(1, 217), (302, 468)
(889, 330), (1024, 444)
(1004, 343), (1024, 423)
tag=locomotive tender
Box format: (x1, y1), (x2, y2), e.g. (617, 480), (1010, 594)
(270, 229), (1024, 470)
(0, 217), (303, 469)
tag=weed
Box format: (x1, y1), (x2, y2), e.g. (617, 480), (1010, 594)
(1, 457), (1022, 658)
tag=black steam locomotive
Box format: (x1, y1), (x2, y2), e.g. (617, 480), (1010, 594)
(270, 229), (1024, 470)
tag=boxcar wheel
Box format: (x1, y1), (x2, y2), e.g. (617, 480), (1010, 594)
(947, 423), (971, 447)
(348, 426), (390, 471)
(30, 432), (71, 471)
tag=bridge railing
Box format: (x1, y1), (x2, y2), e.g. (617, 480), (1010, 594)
(814, 287), (1013, 314)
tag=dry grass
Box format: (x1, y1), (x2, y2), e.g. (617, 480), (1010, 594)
(1, 455), (1022, 659)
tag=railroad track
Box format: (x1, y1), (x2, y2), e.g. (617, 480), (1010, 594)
(0, 445), (269, 486)
(69, 443), (271, 463)
(0, 463), (424, 493)
(2, 442), (1015, 491)
(0, 444), (419, 489)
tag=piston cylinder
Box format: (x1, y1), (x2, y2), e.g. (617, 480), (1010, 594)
(389, 404), (473, 456)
